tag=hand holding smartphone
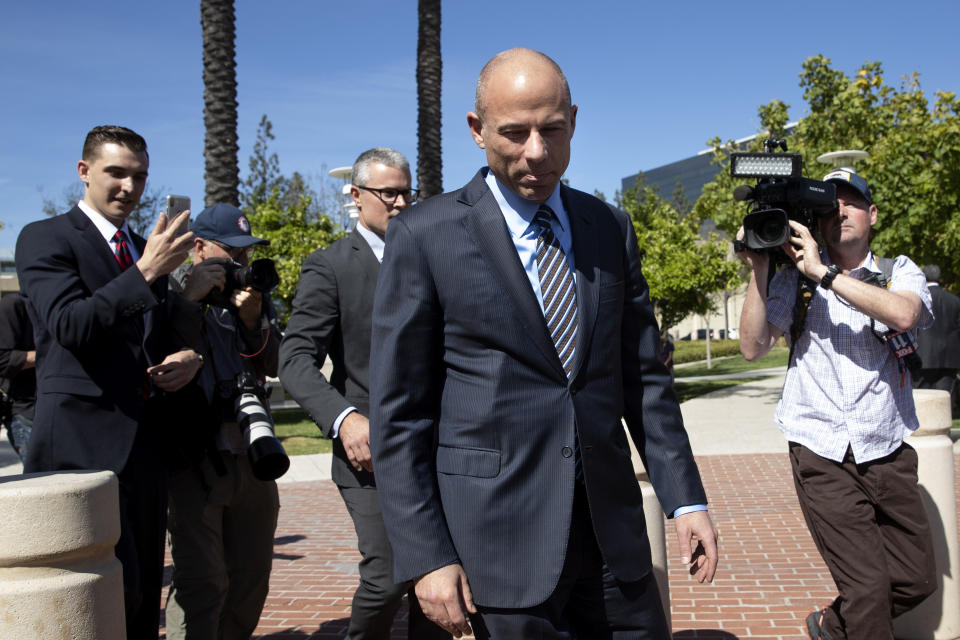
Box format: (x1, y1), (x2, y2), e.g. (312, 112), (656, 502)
(164, 195), (191, 236)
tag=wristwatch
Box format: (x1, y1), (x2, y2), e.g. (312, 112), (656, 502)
(820, 264), (841, 289)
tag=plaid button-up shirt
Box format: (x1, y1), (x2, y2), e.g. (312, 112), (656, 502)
(767, 252), (933, 463)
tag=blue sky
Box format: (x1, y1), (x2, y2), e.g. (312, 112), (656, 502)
(1, 0), (958, 249)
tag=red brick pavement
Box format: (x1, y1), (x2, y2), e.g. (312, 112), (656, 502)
(159, 452), (960, 639)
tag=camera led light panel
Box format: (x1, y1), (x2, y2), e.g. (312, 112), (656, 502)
(730, 153), (802, 179)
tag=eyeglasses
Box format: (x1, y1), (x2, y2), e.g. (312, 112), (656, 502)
(209, 240), (254, 262)
(355, 185), (420, 205)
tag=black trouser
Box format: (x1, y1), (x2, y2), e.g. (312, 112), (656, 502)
(116, 425), (168, 640)
(789, 442), (937, 640)
(471, 482), (670, 640)
(338, 485), (450, 640)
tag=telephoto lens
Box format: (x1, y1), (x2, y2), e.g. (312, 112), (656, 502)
(236, 389), (290, 481)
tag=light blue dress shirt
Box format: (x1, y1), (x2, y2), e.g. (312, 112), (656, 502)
(485, 172), (706, 519)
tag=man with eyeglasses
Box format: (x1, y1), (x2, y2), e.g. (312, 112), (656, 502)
(164, 202), (281, 639)
(280, 148), (446, 639)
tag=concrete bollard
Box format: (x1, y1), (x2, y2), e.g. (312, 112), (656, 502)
(895, 389), (960, 640)
(639, 478), (672, 631)
(0, 471), (126, 640)
(627, 426), (671, 632)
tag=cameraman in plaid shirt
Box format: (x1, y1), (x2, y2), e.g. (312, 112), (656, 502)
(737, 169), (937, 640)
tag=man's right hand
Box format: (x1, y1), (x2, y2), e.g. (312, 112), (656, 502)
(338, 412), (373, 472)
(414, 563), (477, 638)
(181, 258), (228, 302)
(137, 210), (194, 283)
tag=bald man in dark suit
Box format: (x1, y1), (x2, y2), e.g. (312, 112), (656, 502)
(370, 49), (718, 639)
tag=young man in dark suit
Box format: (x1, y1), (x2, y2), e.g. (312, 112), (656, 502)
(369, 49), (718, 638)
(279, 148), (447, 639)
(16, 125), (202, 639)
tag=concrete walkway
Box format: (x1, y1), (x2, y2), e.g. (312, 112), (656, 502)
(680, 374), (788, 456)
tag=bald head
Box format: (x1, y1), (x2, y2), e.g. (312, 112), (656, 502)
(475, 48), (571, 122)
(467, 48), (577, 202)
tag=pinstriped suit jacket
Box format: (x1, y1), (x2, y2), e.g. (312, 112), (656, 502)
(370, 170), (707, 608)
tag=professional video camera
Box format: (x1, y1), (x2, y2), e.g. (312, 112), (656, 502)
(730, 138), (838, 253)
(219, 371), (290, 481)
(204, 258), (280, 308)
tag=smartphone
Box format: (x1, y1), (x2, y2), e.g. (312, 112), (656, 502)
(164, 195), (191, 236)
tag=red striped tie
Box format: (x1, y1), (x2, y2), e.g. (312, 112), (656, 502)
(113, 229), (134, 270)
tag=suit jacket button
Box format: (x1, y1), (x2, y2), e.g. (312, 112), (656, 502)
(561, 446), (573, 458)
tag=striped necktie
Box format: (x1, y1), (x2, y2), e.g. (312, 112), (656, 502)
(533, 205), (578, 376)
(533, 204), (583, 480)
(113, 229), (134, 271)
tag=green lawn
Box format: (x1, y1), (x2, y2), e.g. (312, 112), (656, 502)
(674, 378), (764, 403)
(273, 408), (332, 456)
(674, 348), (789, 378)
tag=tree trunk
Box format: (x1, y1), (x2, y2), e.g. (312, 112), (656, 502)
(416, 0), (442, 200)
(202, 0), (240, 207)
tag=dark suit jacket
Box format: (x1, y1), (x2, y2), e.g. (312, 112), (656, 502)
(369, 170), (707, 608)
(16, 206), (194, 474)
(279, 230), (380, 487)
(917, 284), (960, 370)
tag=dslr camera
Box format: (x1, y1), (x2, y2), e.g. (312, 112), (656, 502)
(218, 371), (290, 481)
(731, 138), (838, 253)
(204, 258), (280, 308)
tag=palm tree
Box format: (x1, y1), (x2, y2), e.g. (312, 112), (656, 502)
(201, 0), (239, 206)
(416, 0), (442, 200)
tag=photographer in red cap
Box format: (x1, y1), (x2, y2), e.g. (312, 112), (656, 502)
(737, 168), (937, 639)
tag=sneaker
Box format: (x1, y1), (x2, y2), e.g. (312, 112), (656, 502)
(804, 608), (831, 640)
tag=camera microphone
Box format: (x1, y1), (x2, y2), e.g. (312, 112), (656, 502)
(733, 185), (754, 202)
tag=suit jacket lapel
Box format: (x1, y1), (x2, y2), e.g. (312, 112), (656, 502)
(562, 187), (599, 382)
(66, 207), (153, 363)
(130, 230), (163, 361)
(460, 172), (565, 379)
(350, 229), (381, 288)
(68, 206), (124, 279)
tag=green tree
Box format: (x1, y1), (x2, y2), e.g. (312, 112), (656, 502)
(239, 116), (346, 324)
(201, 0), (240, 206)
(240, 116), (348, 227)
(670, 177), (691, 216)
(797, 59), (960, 289)
(240, 115), (284, 214)
(247, 190), (342, 325)
(417, 0), (443, 199)
(619, 176), (740, 336)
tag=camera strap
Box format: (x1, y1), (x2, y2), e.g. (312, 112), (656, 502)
(863, 257), (922, 387)
(788, 256), (914, 382)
